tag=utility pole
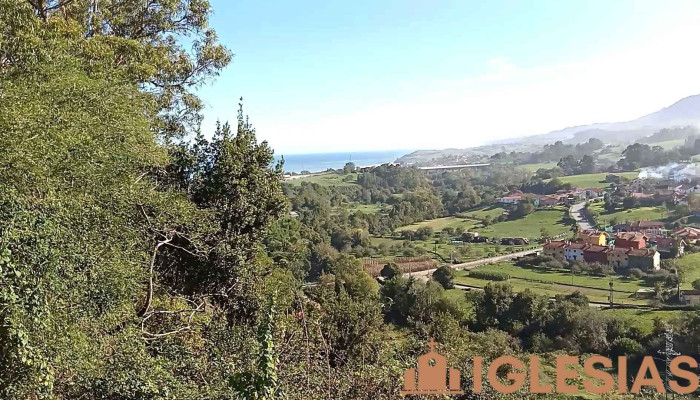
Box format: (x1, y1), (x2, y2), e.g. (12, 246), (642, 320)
(609, 280), (614, 308)
(658, 325), (679, 400)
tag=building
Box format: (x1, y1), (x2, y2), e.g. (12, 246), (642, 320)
(582, 245), (609, 264)
(607, 247), (630, 268)
(649, 236), (686, 258)
(497, 190), (523, 205)
(628, 221), (666, 235)
(614, 232), (647, 249)
(673, 164), (700, 182)
(680, 290), (700, 306)
(674, 227), (700, 244)
(537, 195), (560, 207)
(653, 189), (675, 203)
(674, 184), (700, 195)
(543, 240), (567, 261)
(579, 230), (607, 246)
(564, 242), (588, 262)
(626, 249), (660, 272)
(581, 187), (605, 198)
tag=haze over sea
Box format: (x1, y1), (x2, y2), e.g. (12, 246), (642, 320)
(274, 150), (411, 174)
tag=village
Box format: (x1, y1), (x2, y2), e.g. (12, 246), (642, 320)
(486, 169), (700, 306)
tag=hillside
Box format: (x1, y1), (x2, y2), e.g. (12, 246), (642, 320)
(397, 95), (700, 164)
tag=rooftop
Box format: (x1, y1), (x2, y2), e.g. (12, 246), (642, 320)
(583, 245), (608, 253)
(544, 241), (567, 249)
(616, 232), (646, 241)
(627, 249), (657, 258)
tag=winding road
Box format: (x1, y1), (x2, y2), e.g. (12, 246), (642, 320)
(570, 201), (595, 231)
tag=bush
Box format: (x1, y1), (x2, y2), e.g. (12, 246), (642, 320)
(469, 270), (510, 281)
(609, 338), (643, 358)
(693, 279), (700, 290)
(589, 262), (614, 276)
(433, 265), (455, 289)
(627, 268), (644, 279)
(515, 254), (562, 269)
(415, 226), (434, 240)
(380, 263), (401, 279)
(643, 269), (670, 286)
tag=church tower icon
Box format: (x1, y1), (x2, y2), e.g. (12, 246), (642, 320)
(401, 338), (463, 396)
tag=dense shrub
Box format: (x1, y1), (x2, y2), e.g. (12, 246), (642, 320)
(516, 254), (563, 269)
(469, 270), (510, 281)
(627, 268), (644, 279)
(433, 265), (456, 289)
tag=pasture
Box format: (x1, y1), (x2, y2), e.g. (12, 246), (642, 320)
(546, 172), (638, 189)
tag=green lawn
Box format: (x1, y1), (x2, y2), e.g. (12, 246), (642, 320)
(396, 208), (570, 240)
(675, 252), (700, 289)
(546, 172), (638, 189)
(475, 208), (570, 239)
(284, 172), (358, 187)
(371, 236), (534, 263)
(395, 208), (569, 240)
(396, 216), (475, 232)
(588, 203), (667, 226)
(456, 262), (644, 292)
(454, 262), (649, 305)
(601, 309), (684, 335)
(648, 138), (686, 149)
(335, 203), (385, 215)
(460, 206), (508, 220)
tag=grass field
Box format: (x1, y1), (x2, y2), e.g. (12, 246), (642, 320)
(460, 206), (508, 220)
(371, 236), (534, 263)
(336, 203), (386, 214)
(396, 208), (570, 239)
(284, 172), (358, 187)
(545, 172), (638, 189)
(648, 138), (686, 149)
(675, 252), (700, 289)
(396, 216), (474, 232)
(454, 262), (649, 305)
(476, 208), (571, 239)
(458, 262), (644, 292)
(601, 309), (684, 335)
(588, 202), (668, 226)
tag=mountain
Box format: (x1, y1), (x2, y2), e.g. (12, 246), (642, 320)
(498, 94), (700, 145)
(396, 95), (700, 165)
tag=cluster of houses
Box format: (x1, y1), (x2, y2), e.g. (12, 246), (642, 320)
(543, 229), (662, 272)
(544, 225), (700, 272)
(637, 163), (700, 182)
(497, 187), (604, 207)
(613, 178), (700, 206)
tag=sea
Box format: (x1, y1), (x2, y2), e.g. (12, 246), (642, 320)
(274, 150), (411, 174)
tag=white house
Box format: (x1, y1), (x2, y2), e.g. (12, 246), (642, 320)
(564, 243), (588, 262)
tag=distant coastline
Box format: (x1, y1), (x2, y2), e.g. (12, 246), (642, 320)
(275, 149), (412, 174)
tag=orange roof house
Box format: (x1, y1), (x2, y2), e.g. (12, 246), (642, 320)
(614, 232), (647, 249)
(674, 227), (700, 244)
(543, 240), (567, 261)
(579, 229), (608, 246)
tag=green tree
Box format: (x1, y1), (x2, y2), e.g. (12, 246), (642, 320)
(432, 265), (455, 289)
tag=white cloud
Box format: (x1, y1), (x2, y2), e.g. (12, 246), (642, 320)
(257, 24), (700, 154)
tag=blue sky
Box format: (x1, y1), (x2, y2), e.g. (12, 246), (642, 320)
(197, 0), (700, 154)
